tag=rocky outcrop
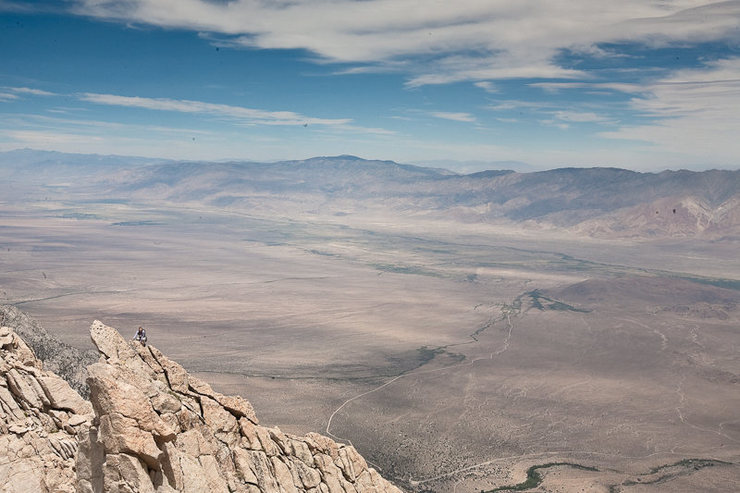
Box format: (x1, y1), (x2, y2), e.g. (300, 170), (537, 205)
(75, 320), (403, 493)
(0, 313), (402, 493)
(0, 325), (94, 493)
(0, 305), (97, 398)
(0, 315), (402, 493)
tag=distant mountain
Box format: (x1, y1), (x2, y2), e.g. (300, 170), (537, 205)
(0, 148), (165, 179)
(411, 158), (535, 173)
(1, 149), (738, 238)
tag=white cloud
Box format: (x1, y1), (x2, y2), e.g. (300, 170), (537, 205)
(72, 0), (740, 85)
(474, 81), (498, 93)
(430, 111), (477, 123)
(552, 110), (614, 124)
(487, 101), (617, 126)
(78, 92), (352, 126)
(600, 58), (740, 165)
(4, 129), (104, 145)
(486, 100), (554, 112)
(529, 82), (643, 94)
(539, 120), (570, 130)
(405, 62), (583, 87)
(0, 87), (55, 102)
(9, 112), (214, 136)
(9, 87), (56, 96)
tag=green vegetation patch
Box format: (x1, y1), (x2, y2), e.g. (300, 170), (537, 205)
(111, 220), (163, 226)
(487, 462), (598, 492)
(673, 275), (740, 291)
(649, 458), (732, 474)
(416, 346), (465, 366)
(372, 263), (443, 277)
(526, 290), (590, 313)
(307, 249), (340, 257)
(610, 458), (733, 491)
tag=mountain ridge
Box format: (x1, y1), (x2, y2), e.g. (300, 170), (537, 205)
(0, 310), (402, 493)
(1, 149), (738, 238)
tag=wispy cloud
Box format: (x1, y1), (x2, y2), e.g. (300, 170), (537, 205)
(530, 82), (642, 94)
(71, 0), (740, 86)
(474, 81), (498, 93)
(600, 57), (740, 164)
(430, 111), (477, 123)
(8, 112), (214, 136)
(539, 120), (570, 130)
(487, 100), (617, 126)
(551, 111), (614, 124)
(78, 93), (351, 126)
(0, 86), (55, 101)
(486, 100), (554, 112)
(405, 63), (582, 88)
(9, 87), (56, 96)
(4, 129), (104, 145)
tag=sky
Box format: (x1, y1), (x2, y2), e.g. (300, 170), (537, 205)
(1, 1), (740, 172)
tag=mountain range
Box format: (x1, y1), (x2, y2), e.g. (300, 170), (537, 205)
(1, 149), (738, 238)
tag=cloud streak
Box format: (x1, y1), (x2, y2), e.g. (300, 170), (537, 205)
(600, 57), (740, 164)
(71, 0), (740, 85)
(78, 93), (351, 126)
(0, 87), (56, 101)
(430, 111), (477, 123)
(10, 87), (56, 96)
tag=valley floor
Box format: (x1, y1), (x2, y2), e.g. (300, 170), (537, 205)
(1, 203), (738, 492)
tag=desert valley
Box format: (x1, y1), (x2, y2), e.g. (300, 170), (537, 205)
(1, 150), (738, 492)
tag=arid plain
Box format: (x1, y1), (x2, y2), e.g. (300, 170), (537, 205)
(1, 189), (738, 493)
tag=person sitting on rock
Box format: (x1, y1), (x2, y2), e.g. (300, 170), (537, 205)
(133, 326), (147, 346)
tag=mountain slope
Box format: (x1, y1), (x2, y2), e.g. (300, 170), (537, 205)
(0, 305), (97, 398)
(1, 149), (738, 238)
(0, 311), (403, 493)
(0, 325), (93, 493)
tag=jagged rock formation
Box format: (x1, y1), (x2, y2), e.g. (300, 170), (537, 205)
(0, 325), (94, 493)
(78, 320), (401, 493)
(0, 305), (97, 398)
(0, 315), (402, 493)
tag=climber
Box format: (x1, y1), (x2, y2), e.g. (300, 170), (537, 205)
(133, 326), (147, 346)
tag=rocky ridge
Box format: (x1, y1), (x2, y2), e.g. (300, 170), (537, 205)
(1, 305), (97, 398)
(0, 325), (93, 492)
(0, 319), (402, 493)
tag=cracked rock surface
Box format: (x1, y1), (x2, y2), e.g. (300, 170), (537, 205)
(1, 314), (402, 493)
(0, 325), (94, 493)
(76, 320), (403, 493)
(0, 305), (97, 398)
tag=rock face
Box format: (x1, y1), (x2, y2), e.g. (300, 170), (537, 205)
(0, 316), (402, 493)
(77, 320), (401, 493)
(0, 305), (97, 398)
(0, 325), (94, 493)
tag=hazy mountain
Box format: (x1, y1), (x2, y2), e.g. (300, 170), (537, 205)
(411, 158), (536, 173)
(1, 149), (737, 238)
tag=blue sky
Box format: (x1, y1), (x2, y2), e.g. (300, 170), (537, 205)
(1, 1), (740, 172)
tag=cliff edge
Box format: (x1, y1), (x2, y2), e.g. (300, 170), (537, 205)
(0, 325), (93, 492)
(0, 318), (402, 493)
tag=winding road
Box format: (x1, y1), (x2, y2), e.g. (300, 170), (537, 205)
(325, 304), (516, 446)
